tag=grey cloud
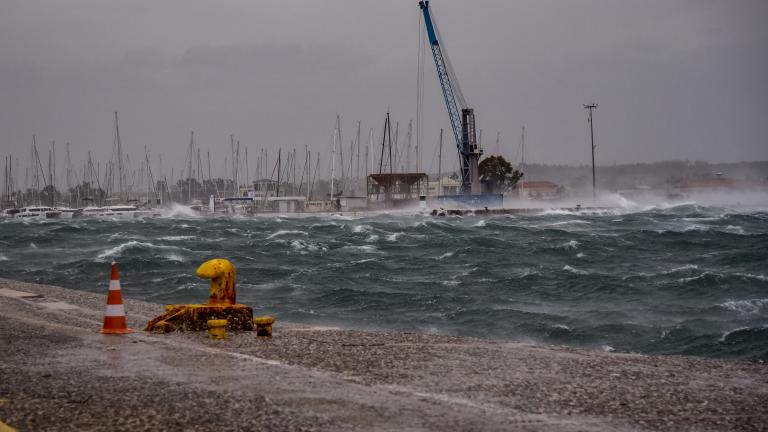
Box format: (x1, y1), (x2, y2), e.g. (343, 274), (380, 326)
(0, 0), (766, 177)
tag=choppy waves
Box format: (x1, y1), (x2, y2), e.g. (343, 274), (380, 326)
(1, 204), (767, 360)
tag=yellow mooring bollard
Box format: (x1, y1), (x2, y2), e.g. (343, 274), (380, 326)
(145, 259), (255, 332)
(254, 316), (275, 338)
(207, 319), (228, 339)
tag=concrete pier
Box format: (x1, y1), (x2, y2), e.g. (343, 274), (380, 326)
(0, 278), (766, 431)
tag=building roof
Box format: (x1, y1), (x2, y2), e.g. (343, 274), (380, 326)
(368, 173), (428, 186)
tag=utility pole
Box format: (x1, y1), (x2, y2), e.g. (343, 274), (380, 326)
(583, 103), (598, 201)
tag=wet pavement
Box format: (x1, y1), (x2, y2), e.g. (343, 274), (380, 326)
(1, 278), (766, 431)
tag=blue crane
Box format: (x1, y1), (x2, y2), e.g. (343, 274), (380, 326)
(419, 1), (482, 194)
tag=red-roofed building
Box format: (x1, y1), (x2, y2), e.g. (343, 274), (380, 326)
(514, 180), (563, 199)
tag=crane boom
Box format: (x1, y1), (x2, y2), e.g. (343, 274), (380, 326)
(419, 1), (482, 194)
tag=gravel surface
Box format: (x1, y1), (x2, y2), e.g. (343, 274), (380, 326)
(1, 278), (766, 431)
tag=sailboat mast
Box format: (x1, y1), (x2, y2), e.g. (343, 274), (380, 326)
(330, 130), (336, 199)
(51, 140), (56, 204)
(230, 135), (235, 197)
(356, 121), (361, 192)
(336, 115), (344, 192)
(48, 145), (52, 206)
(114, 111), (124, 202)
(277, 148), (282, 198)
(188, 131), (194, 203)
(583, 103), (598, 201)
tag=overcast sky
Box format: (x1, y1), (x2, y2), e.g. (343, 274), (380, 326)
(1, 0), (766, 181)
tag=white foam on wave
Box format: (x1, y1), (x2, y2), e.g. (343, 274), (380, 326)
(473, 219), (486, 227)
(30, 242), (38, 249)
(331, 214), (355, 221)
(681, 223), (708, 232)
(96, 240), (189, 261)
(576, 252), (586, 258)
(558, 240), (580, 250)
(719, 327), (751, 342)
(547, 219), (591, 226)
(159, 235), (196, 241)
(289, 240), (324, 253)
(666, 264), (698, 274)
(453, 266), (479, 278)
(681, 216), (720, 222)
(563, 265), (589, 275)
(0, 254), (8, 261)
(436, 251), (454, 260)
(340, 245), (382, 254)
(723, 225), (746, 235)
(386, 232), (404, 242)
(365, 234), (380, 242)
(160, 203), (201, 219)
(718, 298), (768, 315)
(164, 253), (185, 262)
(736, 273), (767, 282)
(539, 209), (580, 216)
(267, 230), (309, 239)
(516, 268), (541, 278)
(678, 273), (707, 283)
(352, 224), (373, 233)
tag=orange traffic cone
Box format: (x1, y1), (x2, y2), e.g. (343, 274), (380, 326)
(101, 262), (133, 334)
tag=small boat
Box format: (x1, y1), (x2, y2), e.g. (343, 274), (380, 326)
(55, 207), (83, 219)
(80, 205), (159, 219)
(14, 206), (62, 219)
(1, 208), (21, 219)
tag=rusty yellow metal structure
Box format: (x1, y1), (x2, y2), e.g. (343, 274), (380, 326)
(0, 419), (17, 432)
(207, 319), (228, 339)
(145, 259), (254, 332)
(196, 258), (237, 305)
(254, 316), (275, 338)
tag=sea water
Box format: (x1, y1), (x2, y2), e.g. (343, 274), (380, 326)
(1, 201), (766, 360)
